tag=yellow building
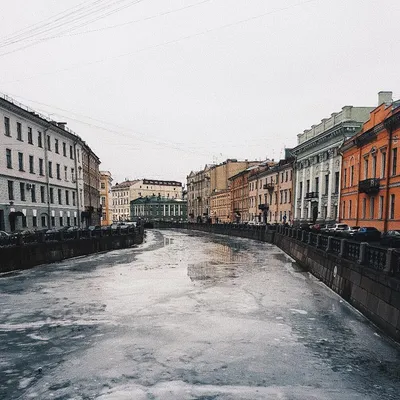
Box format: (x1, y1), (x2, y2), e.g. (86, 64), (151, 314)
(100, 171), (113, 226)
(210, 189), (231, 223)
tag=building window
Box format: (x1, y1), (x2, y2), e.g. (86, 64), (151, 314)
(71, 168), (75, 181)
(370, 197), (375, 219)
(59, 216), (63, 226)
(6, 148), (12, 169)
(77, 149), (80, 162)
(47, 135), (51, 151)
(343, 168), (347, 188)
(20, 182), (26, 201)
(315, 177), (319, 194)
(33, 216), (37, 227)
(31, 185), (36, 203)
(342, 201), (345, 220)
(390, 194), (395, 219)
(306, 179), (310, 193)
(29, 155), (34, 173)
(39, 158), (44, 176)
(50, 188), (54, 204)
(18, 152), (24, 171)
(70, 145), (74, 159)
(22, 215), (27, 228)
(350, 166), (354, 187)
(17, 122), (22, 141)
(334, 172), (340, 193)
(101, 196), (106, 206)
(4, 117), (10, 136)
(67, 216), (71, 226)
(38, 131), (42, 147)
(378, 196), (384, 219)
(364, 158), (369, 179)
(48, 161), (53, 178)
(8, 180), (14, 200)
(41, 215), (46, 227)
(74, 216), (77, 226)
(55, 139), (59, 154)
(372, 155), (377, 178)
(72, 191), (76, 206)
(324, 174), (329, 195)
(28, 127), (33, 144)
(58, 189), (62, 205)
(381, 152), (386, 178)
(64, 166), (68, 180)
(392, 148), (397, 176)
(56, 163), (61, 180)
(349, 200), (352, 219)
(362, 198), (366, 219)
(101, 182), (105, 189)
(40, 186), (45, 203)
(66, 190), (70, 205)
(63, 142), (67, 157)
(51, 216), (55, 227)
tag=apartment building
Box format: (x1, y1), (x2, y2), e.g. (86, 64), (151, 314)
(187, 165), (214, 222)
(292, 101), (374, 224)
(112, 180), (135, 222)
(210, 189), (231, 223)
(340, 92), (400, 231)
(100, 171), (113, 226)
(81, 144), (101, 227)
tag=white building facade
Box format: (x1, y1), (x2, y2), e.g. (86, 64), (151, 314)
(0, 95), (87, 232)
(292, 105), (374, 224)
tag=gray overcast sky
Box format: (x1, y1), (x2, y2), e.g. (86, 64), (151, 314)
(0, 0), (398, 184)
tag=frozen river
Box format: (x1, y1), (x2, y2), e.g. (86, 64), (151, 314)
(0, 229), (399, 399)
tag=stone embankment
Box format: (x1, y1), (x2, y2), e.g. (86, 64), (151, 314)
(156, 222), (400, 343)
(0, 227), (144, 273)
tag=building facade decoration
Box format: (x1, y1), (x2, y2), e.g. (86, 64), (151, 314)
(0, 95), (99, 232)
(340, 92), (400, 231)
(292, 102), (375, 224)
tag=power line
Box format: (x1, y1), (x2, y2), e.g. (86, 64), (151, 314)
(0, 0), (209, 58)
(1, 0), (319, 82)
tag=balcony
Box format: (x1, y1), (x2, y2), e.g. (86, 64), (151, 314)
(305, 192), (319, 200)
(359, 178), (380, 194)
(263, 183), (275, 191)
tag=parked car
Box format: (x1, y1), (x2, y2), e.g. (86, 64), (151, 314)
(340, 226), (360, 238)
(380, 230), (400, 247)
(331, 223), (349, 235)
(320, 224), (335, 234)
(353, 227), (381, 242)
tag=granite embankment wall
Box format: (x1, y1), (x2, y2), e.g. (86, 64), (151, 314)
(156, 222), (400, 342)
(0, 228), (144, 273)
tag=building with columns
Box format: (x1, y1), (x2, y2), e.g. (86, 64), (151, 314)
(292, 102), (375, 224)
(130, 196), (187, 222)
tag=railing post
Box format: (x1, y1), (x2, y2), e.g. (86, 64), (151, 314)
(358, 242), (368, 265)
(339, 239), (347, 257)
(17, 234), (24, 246)
(384, 248), (395, 274)
(316, 234), (321, 248)
(301, 230), (307, 242)
(326, 236), (332, 252)
(307, 232), (312, 245)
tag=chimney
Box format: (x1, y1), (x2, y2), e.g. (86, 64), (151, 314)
(378, 91), (393, 106)
(57, 122), (67, 130)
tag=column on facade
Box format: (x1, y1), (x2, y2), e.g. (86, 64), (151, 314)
(301, 168), (306, 220)
(327, 156), (334, 220)
(318, 161), (324, 220)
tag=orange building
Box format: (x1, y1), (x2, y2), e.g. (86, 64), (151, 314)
(340, 92), (400, 231)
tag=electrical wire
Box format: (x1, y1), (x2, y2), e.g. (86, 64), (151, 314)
(0, 0), (318, 81)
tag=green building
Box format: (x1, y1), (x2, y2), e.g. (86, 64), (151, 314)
(130, 196), (187, 222)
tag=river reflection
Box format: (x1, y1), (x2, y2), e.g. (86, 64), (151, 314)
(187, 242), (245, 281)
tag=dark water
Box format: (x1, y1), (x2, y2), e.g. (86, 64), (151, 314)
(0, 230), (399, 399)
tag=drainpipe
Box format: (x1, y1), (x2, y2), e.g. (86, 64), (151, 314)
(384, 125), (393, 233)
(73, 140), (81, 227)
(43, 125), (51, 229)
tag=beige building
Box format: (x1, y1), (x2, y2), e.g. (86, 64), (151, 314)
(112, 178), (183, 222)
(100, 171), (113, 226)
(210, 189), (231, 223)
(187, 165), (214, 222)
